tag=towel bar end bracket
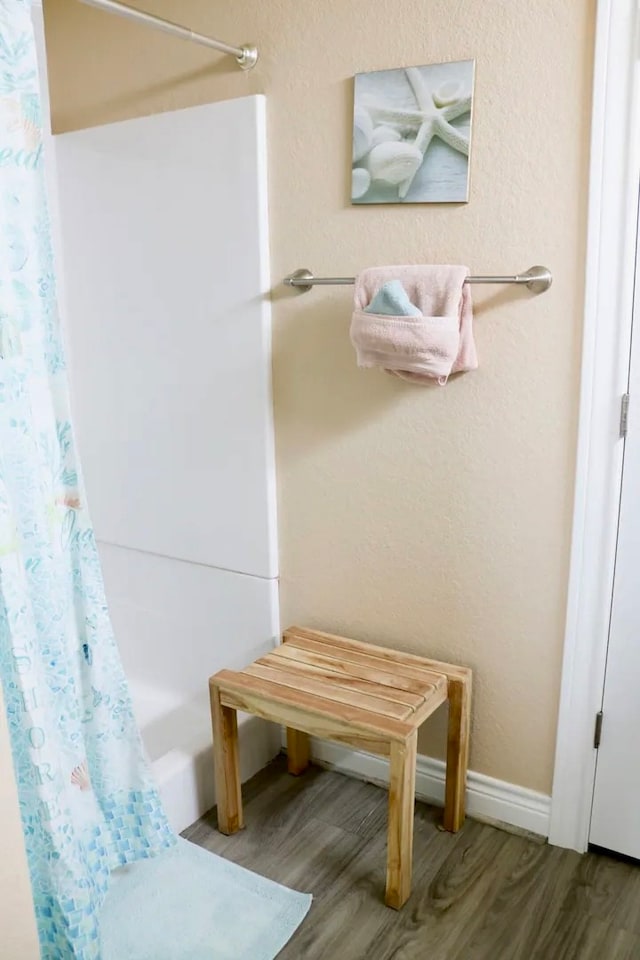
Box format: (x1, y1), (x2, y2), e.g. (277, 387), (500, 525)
(283, 268), (315, 293)
(517, 265), (553, 294)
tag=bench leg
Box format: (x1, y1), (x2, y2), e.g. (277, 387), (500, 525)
(443, 675), (471, 832)
(210, 683), (244, 835)
(385, 731), (417, 909)
(286, 728), (310, 776)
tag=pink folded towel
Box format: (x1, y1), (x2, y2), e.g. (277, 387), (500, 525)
(350, 265), (478, 384)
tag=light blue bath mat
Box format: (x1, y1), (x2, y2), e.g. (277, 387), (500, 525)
(101, 838), (311, 960)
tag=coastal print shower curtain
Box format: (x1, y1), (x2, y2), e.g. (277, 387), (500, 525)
(0, 3), (174, 957)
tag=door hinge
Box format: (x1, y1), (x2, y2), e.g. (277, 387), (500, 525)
(620, 393), (630, 438)
(594, 711), (604, 749)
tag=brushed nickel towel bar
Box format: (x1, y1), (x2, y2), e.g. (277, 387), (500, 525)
(284, 265), (553, 295)
(78, 0), (258, 69)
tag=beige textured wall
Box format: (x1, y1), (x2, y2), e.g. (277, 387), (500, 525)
(0, 690), (39, 958)
(43, 0), (595, 793)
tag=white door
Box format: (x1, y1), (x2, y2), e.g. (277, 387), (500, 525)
(590, 260), (640, 855)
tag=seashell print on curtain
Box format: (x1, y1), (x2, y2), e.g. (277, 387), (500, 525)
(0, 3), (174, 957)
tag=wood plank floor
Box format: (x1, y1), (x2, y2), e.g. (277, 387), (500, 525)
(182, 756), (640, 960)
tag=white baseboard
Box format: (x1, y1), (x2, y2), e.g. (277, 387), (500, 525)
(305, 737), (551, 838)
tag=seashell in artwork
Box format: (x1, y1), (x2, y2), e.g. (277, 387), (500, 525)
(351, 167), (371, 199)
(352, 106), (374, 163)
(70, 761), (91, 791)
(370, 125), (402, 148)
(366, 141), (424, 186)
(433, 80), (464, 107)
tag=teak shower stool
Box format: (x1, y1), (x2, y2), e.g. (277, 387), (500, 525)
(209, 626), (471, 910)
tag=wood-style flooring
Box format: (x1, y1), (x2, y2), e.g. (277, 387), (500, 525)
(182, 756), (640, 960)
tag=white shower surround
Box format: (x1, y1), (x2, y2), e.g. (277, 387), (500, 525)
(100, 542), (281, 832)
(51, 95), (281, 832)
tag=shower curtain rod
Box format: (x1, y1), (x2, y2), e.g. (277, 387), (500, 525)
(78, 0), (258, 69)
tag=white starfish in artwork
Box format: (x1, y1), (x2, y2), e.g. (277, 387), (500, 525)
(367, 66), (471, 199)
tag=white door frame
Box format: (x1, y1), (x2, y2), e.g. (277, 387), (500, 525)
(549, 0), (640, 852)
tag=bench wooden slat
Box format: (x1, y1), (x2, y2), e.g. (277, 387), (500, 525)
(211, 669), (415, 742)
(266, 648), (426, 708)
(245, 662), (413, 720)
(282, 632), (448, 694)
(221, 686), (392, 757)
(284, 626), (471, 683)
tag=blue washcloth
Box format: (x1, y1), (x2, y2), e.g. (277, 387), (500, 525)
(364, 279), (422, 317)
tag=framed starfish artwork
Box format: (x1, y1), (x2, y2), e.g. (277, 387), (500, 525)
(351, 59), (475, 204)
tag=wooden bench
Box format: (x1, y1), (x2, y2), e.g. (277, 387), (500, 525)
(209, 626), (472, 909)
